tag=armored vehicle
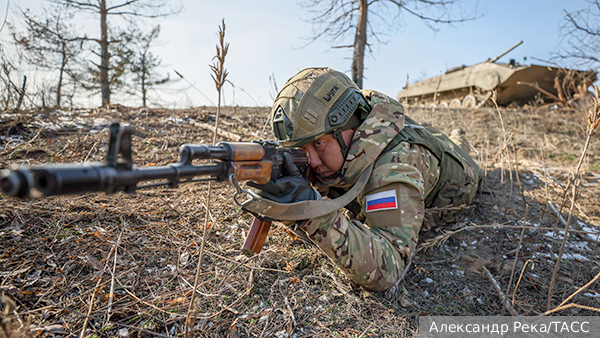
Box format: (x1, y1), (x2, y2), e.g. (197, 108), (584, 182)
(397, 41), (597, 108)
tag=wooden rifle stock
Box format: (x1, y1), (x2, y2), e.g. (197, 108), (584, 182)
(239, 146), (310, 255)
(242, 217), (272, 255)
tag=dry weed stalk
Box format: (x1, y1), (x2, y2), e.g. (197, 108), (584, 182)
(417, 226), (469, 253)
(105, 219), (127, 327)
(512, 260), (534, 311)
(260, 73), (279, 136)
(80, 245), (118, 338)
(503, 206), (528, 315)
(545, 303), (600, 315)
(186, 18), (229, 338)
(491, 132), (514, 164)
(1, 295), (18, 338)
(545, 270), (600, 315)
(47, 302), (174, 338)
(173, 69), (216, 106)
(209, 19), (229, 145)
(491, 95), (509, 183)
(547, 85), (600, 311)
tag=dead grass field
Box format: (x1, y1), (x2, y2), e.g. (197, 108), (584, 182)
(1, 103), (599, 337)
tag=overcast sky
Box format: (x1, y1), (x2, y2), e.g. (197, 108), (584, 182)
(0, 0), (595, 108)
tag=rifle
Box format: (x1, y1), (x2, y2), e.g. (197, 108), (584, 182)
(0, 122), (309, 255)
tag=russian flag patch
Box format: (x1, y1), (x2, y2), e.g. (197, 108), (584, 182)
(365, 190), (398, 212)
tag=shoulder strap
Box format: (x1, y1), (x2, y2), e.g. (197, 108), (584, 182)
(377, 117), (470, 208)
(383, 115), (445, 161)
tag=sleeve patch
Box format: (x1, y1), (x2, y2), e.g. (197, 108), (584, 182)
(365, 190), (398, 212)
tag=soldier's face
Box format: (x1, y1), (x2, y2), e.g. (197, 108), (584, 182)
(301, 129), (354, 180)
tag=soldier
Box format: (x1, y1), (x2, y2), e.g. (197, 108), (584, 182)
(249, 67), (481, 293)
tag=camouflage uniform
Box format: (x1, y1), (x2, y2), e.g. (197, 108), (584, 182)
(298, 90), (481, 292)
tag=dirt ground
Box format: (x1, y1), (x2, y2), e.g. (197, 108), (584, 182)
(1, 103), (599, 337)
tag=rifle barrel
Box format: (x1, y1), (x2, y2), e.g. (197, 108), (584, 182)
(0, 161), (227, 198)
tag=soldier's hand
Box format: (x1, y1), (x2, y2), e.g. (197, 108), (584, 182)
(248, 152), (319, 203)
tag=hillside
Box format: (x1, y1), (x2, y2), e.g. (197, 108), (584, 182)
(1, 104), (599, 337)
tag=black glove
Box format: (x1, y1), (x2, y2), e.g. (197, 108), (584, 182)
(248, 152), (319, 203)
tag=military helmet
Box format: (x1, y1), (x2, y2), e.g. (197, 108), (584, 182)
(271, 67), (371, 147)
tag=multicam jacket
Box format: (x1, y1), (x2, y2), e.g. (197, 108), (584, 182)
(298, 90), (481, 292)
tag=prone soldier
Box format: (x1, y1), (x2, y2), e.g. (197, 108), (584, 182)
(0, 67), (482, 295)
(248, 67), (482, 293)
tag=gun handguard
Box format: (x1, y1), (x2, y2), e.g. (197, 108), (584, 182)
(0, 122), (309, 255)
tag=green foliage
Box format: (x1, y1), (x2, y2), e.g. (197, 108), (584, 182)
(561, 154), (576, 161)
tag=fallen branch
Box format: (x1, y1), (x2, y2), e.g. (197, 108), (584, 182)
(192, 121), (242, 141)
(47, 301), (174, 338)
(2, 126), (45, 158)
(321, 266), (360, 303)
(482, 266), (519, 316)
(468, 222), (600, 236)
(548, 201), (569, 228)
(425, 204), (472, 215)
(122, 288), (186, 319)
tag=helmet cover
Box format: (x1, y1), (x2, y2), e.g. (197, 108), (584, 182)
(271, 67), (370, 147)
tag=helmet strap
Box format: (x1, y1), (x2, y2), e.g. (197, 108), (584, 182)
(332, 129), (349, 159)
(312, 129), (348, 184)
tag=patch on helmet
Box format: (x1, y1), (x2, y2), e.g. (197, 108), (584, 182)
(365, 190), (398, 212)
(297, 108), (319, 133)
(315, 76), (345, 108)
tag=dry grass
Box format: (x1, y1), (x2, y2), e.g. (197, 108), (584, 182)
(0, 102), (599, 337)
(186, 19), (230, 338)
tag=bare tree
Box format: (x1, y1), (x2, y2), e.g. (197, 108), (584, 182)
(0, 60), (26, 110)
(76, 26), (135, 100)
(556, 0), (600, 70)
(299, 0), (481, 88)
(49, 0), (181, 106)
(9, 7), (83, 107)
(1, 47), (26, 110)
(128, 24), (169, 107)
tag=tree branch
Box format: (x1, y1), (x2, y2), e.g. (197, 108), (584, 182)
(49, 0), (100, 11)
(106, 0), (142, 12)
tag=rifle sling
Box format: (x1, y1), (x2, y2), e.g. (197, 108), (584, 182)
(240, 162), (375, 221)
